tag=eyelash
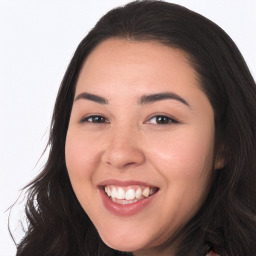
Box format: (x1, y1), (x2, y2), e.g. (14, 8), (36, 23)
(80, 115), (178, 125)
(147, 115), (178, 125)
(80, 115), (109, 124)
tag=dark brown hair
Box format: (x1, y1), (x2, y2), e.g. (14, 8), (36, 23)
(15, 1), (256, 255)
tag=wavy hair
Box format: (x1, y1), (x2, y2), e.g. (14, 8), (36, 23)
(15, 1), (256, 255)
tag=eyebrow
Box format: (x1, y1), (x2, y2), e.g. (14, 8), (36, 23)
(74, 92), (108, 104)
(74, 91), (190, 107)
(139, 92), (190, 107)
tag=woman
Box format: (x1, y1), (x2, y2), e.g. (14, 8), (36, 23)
(15, 1), (256, 255)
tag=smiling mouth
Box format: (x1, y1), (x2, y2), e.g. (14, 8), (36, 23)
(103, 185), (159, 205)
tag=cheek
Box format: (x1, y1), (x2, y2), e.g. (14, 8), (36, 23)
(65, 132), (98, 179)
(65, 131), (104, 217)
(148, 125), (215, 185)
(148, 127), (215, 223)
(65, 131), (100, 208)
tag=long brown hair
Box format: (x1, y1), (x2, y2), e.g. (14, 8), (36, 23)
(15, 1), (256, 255)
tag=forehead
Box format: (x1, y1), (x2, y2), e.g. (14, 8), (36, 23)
(75, 38), (200, 96)
(83, 38), (193, 73)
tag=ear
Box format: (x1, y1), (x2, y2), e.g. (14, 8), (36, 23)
(214, 145), (226, 170)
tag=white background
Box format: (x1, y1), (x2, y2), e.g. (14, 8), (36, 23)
(0, 1), (255, 255)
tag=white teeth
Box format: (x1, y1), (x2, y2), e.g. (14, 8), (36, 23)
(105, 186), (111, 197)
(142, 187), (150, 197)
(107, 187), (112, 197)
(117, 187), (125, 199)
(104, 185), (157, 203)
(125, 189), (136, 200)
(111, 187), (117, 199)
(135, 187), (142, 199)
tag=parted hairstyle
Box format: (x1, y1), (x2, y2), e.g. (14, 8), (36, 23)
(15, 1), (256, 255)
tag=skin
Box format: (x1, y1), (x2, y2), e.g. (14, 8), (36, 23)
(65, 39), (219, 255)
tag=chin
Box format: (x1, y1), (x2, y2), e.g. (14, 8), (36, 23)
(99, 232), (150, 253)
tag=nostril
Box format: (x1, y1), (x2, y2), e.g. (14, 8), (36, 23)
(102, 147), (146, 169)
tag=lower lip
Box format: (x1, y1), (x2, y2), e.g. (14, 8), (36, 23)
(99, 189), (158, 216)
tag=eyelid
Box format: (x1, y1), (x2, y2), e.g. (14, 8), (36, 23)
(78, 113), (179, 125)
(79, 114), (110, 124)
(146, 114), (179, 125)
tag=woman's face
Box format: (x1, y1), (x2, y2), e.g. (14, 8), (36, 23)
(65, 39), (218, 253)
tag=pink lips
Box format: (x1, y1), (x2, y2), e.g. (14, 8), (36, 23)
(98, 179), (155, 187)
(98, 180), (159, 216)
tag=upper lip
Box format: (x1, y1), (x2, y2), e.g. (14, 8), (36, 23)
(97, 179), (158, 188)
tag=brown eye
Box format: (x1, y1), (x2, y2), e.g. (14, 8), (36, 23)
(81, 115), (109, 124)
(148, 115), (178, 125)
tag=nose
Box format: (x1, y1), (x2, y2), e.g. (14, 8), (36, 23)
(101, 127), (146, 169)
